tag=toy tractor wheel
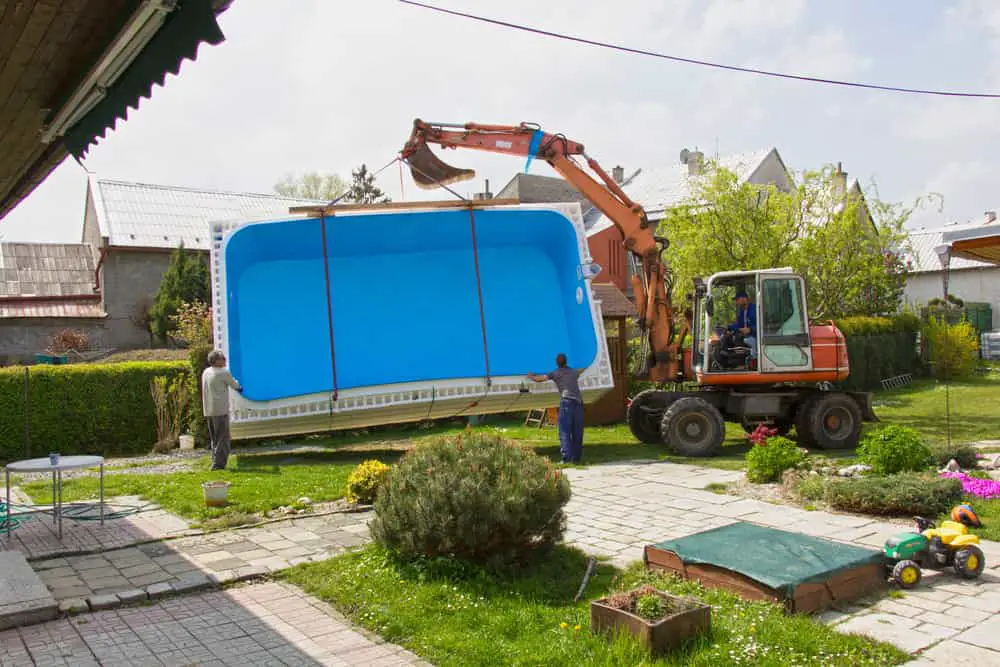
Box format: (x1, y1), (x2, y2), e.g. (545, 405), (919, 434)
(802, 393), (862, 450)
(659, 396), (725, 457)
(627, 390), (678, 444)
(892, 560), (922, 589)
(954, 545), (986, 579)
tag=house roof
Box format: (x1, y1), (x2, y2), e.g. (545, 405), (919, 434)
(495, 173), (589, 206)
(0, 242), (105, 319)
(592, 283), (637, 318)
(905, 223), (998, 273)
(90, 176), (326, 251)
(587, 148), (779, 236)
(942, 221), (1000, 266)
(0, 0), (231, 220)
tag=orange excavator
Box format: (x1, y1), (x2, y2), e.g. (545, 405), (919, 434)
(401, 120), (878, 456)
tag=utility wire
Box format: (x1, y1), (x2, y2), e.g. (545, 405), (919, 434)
(399, 0), (1000, 99)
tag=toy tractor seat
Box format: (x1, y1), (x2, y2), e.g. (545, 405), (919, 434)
(924, 520), (980, 547)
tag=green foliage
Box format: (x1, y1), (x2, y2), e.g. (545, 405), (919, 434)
(660, 163), (924, 319)
(151, 374), (192, 453)
(187, 344), (213, 444)
(745, 436), (804, 483)
(149, 243), (210, 341)
(633, 593), (665, 621)
(857, 425), (932, 475)
(930, 444), (980, 470)
(825, 473), (962, 516)
(836, 313), (921, 336)
(345, 459), (391, 505)
(0, 362), (189, 462)
(793, 475), (828, 502)
(274, 171), (348, 200)
(170, 301), (212, 347)
(924, 316), (979, 380)
(370, 432), (571, 567)
(346, 163), (390, 204)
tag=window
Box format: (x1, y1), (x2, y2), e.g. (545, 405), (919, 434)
(760, 277), (811, 369)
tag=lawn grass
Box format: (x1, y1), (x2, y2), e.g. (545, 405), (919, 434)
(20, 449), (403, 522)
(940, 496), (1000, 543)
(281, 544), (908, 667)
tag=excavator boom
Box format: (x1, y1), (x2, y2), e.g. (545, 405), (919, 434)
(400, 118), (689, 384)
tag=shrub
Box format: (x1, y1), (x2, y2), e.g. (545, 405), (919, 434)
(345, 459), (391, 505)
(924, 316), (978, 380)
(793, 474), (827, 502)
(746, 436), (804, 483)
(825, 473), (962, 516)
(634, 593), (665, 621)
(170, 300), (213, 347)
(930, 443), (979, 470)
(151, 375), (192, 453)
(370, 432), (571, 567)
(46, 329), (90, 354)
(0, 362), (189, 462)
(187, 344), (213, 445)
(856, 425), (932, 475)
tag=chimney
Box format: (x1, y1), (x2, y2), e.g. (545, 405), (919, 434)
(985, 210), (997, 225)
(683, 150), (705, 175)
(612, 165), (624, 184)
(472, 178), (492, 201)
(833, 162), (847, 198)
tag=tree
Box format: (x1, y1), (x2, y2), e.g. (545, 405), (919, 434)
(273, 171), (348, 200)
(346, 163), (390, 204)
(149, 243), (210, 342)
(658, 162), (924, 320)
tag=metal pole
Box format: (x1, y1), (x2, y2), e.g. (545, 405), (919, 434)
(942, 257), (952, 448)
(23, 367), (29, 458)
(100, 462), (104, 526)
(5, 468), (10, 539)
(57, 469), (62, 539)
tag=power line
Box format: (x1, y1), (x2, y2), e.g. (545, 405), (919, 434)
(399, 0), (1000, 99)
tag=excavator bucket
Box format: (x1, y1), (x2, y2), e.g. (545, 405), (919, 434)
(407, 143), (476, 189)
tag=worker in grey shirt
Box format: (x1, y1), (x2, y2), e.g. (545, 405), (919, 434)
(529, 353), (585, 464)
(201, 350), (242, 471)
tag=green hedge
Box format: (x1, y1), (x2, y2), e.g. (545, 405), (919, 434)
(835, 315), (923, 391)
(0, 361), (189, 463)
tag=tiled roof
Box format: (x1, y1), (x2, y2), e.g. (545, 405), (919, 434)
(905, 223), (998, 273)
(592, 283), (636, 318)
(587, 148), (777, 236)
(91, 175), (326, 251)
(0, 300), (106, 319)
(0, 243), (97, 298)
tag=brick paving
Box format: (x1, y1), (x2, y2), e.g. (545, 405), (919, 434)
(31, 511), (372, 608)
(0, 581), (427, 666)
(561, 460), (1000, 663)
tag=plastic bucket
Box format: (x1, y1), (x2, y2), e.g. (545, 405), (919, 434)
(179, 435), (195, 451)
(202, 481), (230, 507)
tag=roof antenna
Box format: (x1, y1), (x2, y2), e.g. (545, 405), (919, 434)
(715, 137), (720, 161)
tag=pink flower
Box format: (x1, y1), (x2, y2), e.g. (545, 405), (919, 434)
(939, 472), (1000, 499)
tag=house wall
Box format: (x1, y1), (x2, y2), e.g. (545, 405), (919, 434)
(100, 249), (176, 349)
(904, 267), (1000, 330)
(747, 151), (793, 192)
(0, 318), (110, 365)
(587, 226), (629, 291)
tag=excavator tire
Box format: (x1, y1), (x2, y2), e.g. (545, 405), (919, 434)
(802, 392), (862, 450)
(627, 390), (678, 444)
(659, 396), (725, 457)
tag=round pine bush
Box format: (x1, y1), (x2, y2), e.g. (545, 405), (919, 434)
(746, 436), (805, 483)
(369, 432), (571, 567)
(857, 425), (932, 475)
(345, 459), (391, 505)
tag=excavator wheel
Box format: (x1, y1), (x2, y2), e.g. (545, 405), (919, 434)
(627, 390), (678, 444)
(793, 396), (819, 447)
(659, 396), (725, 457)
(802, 393), (862, 450)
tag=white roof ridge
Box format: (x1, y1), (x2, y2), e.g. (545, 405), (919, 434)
(95, 177), (327, 203)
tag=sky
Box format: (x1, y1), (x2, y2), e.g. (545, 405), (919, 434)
(3, 0), (1000, 243)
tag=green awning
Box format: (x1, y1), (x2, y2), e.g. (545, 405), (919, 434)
(63, 0), (226, 160)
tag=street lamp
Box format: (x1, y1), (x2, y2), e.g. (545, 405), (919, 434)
(932, 243), (952, 448)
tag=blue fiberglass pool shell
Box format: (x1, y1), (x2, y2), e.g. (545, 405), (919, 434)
(222, 207), (601, 402)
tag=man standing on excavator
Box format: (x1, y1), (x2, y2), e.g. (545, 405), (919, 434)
(528, 353), (585, 464)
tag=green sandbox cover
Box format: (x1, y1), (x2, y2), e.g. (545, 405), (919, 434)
(650, 522), (885, 597)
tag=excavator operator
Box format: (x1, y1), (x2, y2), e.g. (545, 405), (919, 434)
(728, 291), (758, 362)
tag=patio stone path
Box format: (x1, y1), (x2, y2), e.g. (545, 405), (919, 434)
(0, 581), (427, 666)
(30, 511), (372, 608)
(560, 460), (1000, 664)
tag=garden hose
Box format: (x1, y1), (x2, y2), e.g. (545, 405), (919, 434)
(0, 502), (30, 532)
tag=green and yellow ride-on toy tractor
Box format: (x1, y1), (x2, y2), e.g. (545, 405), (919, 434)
(883, 516), (986, 588)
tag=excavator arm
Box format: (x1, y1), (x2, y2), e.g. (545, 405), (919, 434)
(400, 119), (689, 384)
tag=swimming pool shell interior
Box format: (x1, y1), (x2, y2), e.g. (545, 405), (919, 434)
(223, 208), (600, 402)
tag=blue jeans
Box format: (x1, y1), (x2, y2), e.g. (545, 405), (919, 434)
(558, 399), (584, 463)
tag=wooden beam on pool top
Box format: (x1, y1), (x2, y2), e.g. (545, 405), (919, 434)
(289, 198), (522, 215)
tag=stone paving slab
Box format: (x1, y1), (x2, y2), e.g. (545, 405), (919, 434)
(0, 552), (57, 631)
(31, 511), (372, 610)
(0, 581), (428, 666)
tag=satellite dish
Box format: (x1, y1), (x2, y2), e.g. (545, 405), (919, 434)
(680, 148), (691, 164)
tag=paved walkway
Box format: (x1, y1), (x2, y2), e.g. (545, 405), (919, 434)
(0, 581), (426, 666)
(561, 460), (1000, 664)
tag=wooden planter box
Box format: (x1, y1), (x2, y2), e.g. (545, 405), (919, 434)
(591, 588), (711, 655)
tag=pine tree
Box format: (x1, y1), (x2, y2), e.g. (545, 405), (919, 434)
(149, 243), (210, 342)
(347, 163), (391, 204)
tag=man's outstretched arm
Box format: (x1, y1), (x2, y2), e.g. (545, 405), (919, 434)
(527, 372), (550, 383)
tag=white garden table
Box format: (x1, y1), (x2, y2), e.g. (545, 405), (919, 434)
(5, 455), (104, 539)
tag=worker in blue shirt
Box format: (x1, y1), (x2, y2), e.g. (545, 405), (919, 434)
(728, 290), (757, 361)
